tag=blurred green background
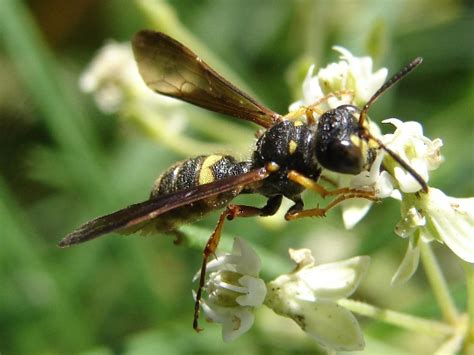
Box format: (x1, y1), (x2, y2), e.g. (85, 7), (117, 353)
(0, 0), (473, 354)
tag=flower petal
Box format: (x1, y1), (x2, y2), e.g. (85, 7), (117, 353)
(298, 256), (370, 299)
(421, 189), (474, 262)
(391, 235), (421, 286)
(199, 297), (256, 342)
(200, 297), (227, 324)
(236, 275), (267, 307)
(381, 119), (444, 193)
(221, 307), (255, 342)
(302, 65), (324, 105)
(290, 299), (365, 351)
(197, 237), (262, 281)
(232, 238), (262, 276)
(393, 166), (425, 193)
(288, 248), (314, 269)
(395, 206), (426, 238)
(342, 199), (373, 229)
(333, 46), (387, 105)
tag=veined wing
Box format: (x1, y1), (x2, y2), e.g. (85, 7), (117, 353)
(58, 167), (268, 247)
(132, 30), (280, 128)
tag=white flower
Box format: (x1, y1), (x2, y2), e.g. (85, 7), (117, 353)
(334, 118), (444, 231)
(331, 120), (398, 229)
(392, 189), (474, 284)
(79, 41), (181, 114)
(265, 249), (369, 351)
(289, 46), (387, 113)
(287, 48), (389, 229)
(382, 118), (444, 193)
(391, 234), (421, 286)
(340, 147), (400, 229)
(195, 238), (267, 342)
(394, 188), (474, 264)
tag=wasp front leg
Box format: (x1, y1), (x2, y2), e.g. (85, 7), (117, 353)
(193, 195), (282, 331)
(285, 170), (378, 220)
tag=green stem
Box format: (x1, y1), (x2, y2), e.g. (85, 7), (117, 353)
(338, 299), (453, 337)
(420, 242), (459, 324)
(464, 262), (474, 345)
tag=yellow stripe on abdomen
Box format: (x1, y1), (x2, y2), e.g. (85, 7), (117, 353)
(198, 155), (224, 185)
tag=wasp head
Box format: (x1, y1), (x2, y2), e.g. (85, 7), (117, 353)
(314, 105), (374, 175)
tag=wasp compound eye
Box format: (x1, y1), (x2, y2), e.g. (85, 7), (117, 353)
(315, 107), (365, 175)
(317, 139), (364, 174)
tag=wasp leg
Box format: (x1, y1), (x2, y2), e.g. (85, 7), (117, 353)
(288, 170), (373, 198)
(193, 195), (282, 331)
(285, 192), (378, 220)
(286, 170), (378, 220)
(288, 170), (331, 197)
(227, 195), (283, 220)
(285, 196), (304, 218)
(319, 174), (338, 188)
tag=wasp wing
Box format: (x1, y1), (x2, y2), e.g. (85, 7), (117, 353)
(58, 167), (268, 247)
(132, 30), (280, 128)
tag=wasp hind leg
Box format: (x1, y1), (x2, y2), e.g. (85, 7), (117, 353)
(285, 170), (378, 220)
(193, 195), (282, 331)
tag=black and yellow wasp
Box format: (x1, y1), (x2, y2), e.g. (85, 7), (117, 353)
(59, 30), (426, 330)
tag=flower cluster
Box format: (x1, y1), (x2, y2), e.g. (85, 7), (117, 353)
(197, 238), (369, 351)
(289, 47), (473, 281)
(289, 46), (388, 112)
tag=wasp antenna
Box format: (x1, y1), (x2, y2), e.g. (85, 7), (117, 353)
(364, 131), (428, 193)
(359, 57), (423, 127)
(358, 57), (426, 192)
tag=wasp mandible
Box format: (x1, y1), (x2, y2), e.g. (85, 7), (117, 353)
(59, 30), (427, 330)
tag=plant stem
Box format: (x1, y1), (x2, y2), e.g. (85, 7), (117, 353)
(420, 242), (458, 325)
(338, 299), (453, 337)
(464, 262), (474, 345)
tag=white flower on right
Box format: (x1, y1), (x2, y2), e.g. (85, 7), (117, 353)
(340, 147), (399, 229)
(382, 118), (444, 193)
(265, 249), (369, 351)
(395, 189), (474, 265)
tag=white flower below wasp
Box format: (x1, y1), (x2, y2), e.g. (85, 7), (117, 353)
(265, 250), (369, 351)
(194, 237), (267, 342)
(196, 238), (369, 350)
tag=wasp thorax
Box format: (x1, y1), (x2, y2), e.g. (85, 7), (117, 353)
(315, 105), (368, 175)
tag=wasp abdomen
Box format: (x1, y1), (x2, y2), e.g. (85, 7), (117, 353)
(139, 155), (247, 234)
(152, 155), (245, 196)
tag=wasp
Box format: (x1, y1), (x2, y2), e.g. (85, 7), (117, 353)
(59, 30), (427, 330)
